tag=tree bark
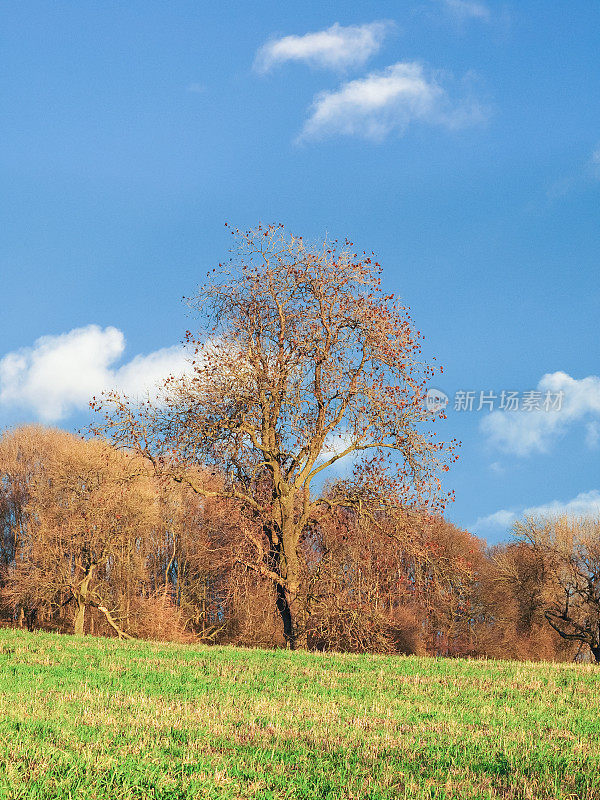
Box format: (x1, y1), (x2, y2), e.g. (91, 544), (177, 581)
(268, 517), (306, 649)
(275, 582), (295, 648)
(96, 605), (133, 640)
(74, 598), (86, 636)
(73, 564), (95, 636)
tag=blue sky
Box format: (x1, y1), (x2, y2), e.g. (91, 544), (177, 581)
(1, 1), (599, 543)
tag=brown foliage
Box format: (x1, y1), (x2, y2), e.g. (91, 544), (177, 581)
(512, 516), (600, 662)
(0, 426), (159, 636)
(93, 224), (456, 648)
(126, 592), (195, 644)
(0, 423), (593, 662)
(472, 540), (579, 662)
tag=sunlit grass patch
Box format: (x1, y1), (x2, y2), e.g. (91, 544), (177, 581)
(0, 628), (598, 798)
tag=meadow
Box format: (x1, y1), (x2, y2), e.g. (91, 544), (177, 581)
(0, 629), (598, 799)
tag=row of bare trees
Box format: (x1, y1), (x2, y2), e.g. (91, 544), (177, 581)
(0, 424), (596, 661)
(1, 225), (597, 661)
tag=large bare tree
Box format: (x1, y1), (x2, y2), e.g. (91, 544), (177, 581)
(93, 224), (456, 647)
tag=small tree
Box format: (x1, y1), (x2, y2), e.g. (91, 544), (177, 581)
(94, 224), (456, 648)
(514, 515), (600, 662)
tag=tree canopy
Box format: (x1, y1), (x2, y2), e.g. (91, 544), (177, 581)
(93, 224), (456, 647)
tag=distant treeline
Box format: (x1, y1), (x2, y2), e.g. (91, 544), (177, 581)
(1, 425), (595, 662)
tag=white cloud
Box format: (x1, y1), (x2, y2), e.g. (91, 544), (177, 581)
(254, 21), (393, 73)
(473, 490), (600, 534)
(586, 421), (600, 449)
(309, 430), (365, 478)
(481, 372), (600, 457)
(526, 490), (600, 519)
(298, 62), (486, 142)
(437, 0), (491, 21)
(317, 430), (356, 462)
(474, 508), (518, 531)
(0, 325), (190, 422)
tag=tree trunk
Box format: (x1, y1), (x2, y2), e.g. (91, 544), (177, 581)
(591, 644), (600, 663)
(74, 598), (86, 636)
(73, 564), (95, 636)
(275, 582), (306, 650)
(276, 582), (295, 648)
(268, 521), (306, 650)
(287, 581), (307, 649)
(20, 607), (37, 632)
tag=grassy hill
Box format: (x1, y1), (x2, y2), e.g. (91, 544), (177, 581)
(0, 629), (598, 799)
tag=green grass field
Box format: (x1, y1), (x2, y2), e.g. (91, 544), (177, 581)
(0, 629), (598, 799)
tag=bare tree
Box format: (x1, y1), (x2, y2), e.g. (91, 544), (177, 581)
(514, 516), (600, 662)
(472, 541), (576, 662)
(0, 426), (158, 637)
(93, 224), (456, 648)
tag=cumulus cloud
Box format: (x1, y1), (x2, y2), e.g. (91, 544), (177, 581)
(438, 0), (491, 21)
(481, 372), (600, 457)
(586, 421), (600, 449)
(317, 430), (355, 460)
(475, 508), (517, 531)
(526, 490), (600, 519)
(473, 490), (600, 533)
(298, 62), (486, 142)
(314, 430), (362, 477)
(0, 325), (190, 422)
(254, 21), (393, 73)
